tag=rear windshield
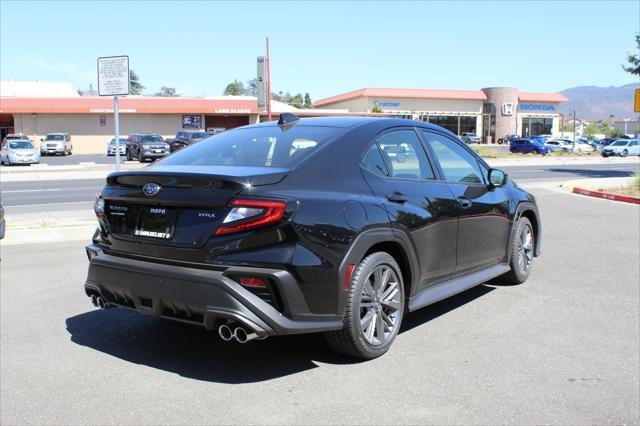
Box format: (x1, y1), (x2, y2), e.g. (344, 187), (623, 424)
(9, 141), (34, 149)
(45, 134), (65, 141)
(189, 132), (208, 139)
(141, 135), (163, 143)
(160, 125), (341, 167)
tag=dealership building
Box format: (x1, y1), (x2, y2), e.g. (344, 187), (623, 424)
(313, 87), (569, 142)
(1, 81), (569, 153)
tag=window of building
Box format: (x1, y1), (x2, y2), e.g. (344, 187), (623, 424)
(427, 115), (458, 134)
(376, 130), (435, 180)
(459, 116), (477, 135)
(521, 116), (553, 136)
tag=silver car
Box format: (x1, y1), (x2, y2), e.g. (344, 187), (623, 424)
(1, 139), (41, 166)
(40, 133), (72, 156)
(107, 138), (127, 156)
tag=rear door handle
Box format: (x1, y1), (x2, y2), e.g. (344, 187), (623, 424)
(457, 197), (472, 209)
(387, 192), (408, 203)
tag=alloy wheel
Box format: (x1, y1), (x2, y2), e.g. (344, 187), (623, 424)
(359, 265), (402, 346)
(517, 224), (534, 275)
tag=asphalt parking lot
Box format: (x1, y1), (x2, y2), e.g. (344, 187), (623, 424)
(1, 186), (638, 425)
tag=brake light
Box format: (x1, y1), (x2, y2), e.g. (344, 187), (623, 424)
(94, 189), (105, 221)
(215, 198), (286, 235)
(238, 276), (268, 288)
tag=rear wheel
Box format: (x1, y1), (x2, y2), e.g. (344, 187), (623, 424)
(622, 150), (628, 157)
(500, 217), (534, 284)
(325, 252), (404, 359)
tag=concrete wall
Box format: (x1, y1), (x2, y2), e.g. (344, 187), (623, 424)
(14, 113), (202, 154)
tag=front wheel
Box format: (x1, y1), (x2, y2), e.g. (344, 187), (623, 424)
(325, 252), (404, 359)
(622, 150), (628, 157)
(500, 217), (534, 284)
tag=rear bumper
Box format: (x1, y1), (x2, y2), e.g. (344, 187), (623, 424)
(84, 244), (343, 337)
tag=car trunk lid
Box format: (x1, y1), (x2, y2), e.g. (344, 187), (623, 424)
(101, 165), (287, 249)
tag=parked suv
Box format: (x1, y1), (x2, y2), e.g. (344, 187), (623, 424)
(126, 134), (170, 162)
(85, 115), (541, 359)
(460, 132), (481, 144)
(167, 131), (209, 152)
(40, 133), (72, 156)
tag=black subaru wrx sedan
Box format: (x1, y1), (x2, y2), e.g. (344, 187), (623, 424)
(85, 115), (541, 359)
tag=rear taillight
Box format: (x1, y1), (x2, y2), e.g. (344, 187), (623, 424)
(94, 189), (105, 221)
(215, 198), (286, 235)
(238, 276), (268, 288)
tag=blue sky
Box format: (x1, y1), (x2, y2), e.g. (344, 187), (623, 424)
(1, 1), (638, 100)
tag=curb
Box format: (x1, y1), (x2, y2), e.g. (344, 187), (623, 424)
(572, 187), (640, 205)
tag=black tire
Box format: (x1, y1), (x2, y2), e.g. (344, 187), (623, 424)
(325, 252), (405, 359)
(139, 156), (146, 163)
(499, 217), (534, 285)
(126, 150), (132, 161)
(622, 150), (628, 157)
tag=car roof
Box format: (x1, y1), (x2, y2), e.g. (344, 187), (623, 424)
(242, 116), (458, 134)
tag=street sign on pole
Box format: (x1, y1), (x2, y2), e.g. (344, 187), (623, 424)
(98, 56), (130, 172)
(97, 56), (130, 97)
(257, 56), (267, 113)
(634, 88), (640, 113)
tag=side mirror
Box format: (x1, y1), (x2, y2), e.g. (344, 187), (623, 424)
(40, 138), (43, 142)
(488, 168), (507, 188)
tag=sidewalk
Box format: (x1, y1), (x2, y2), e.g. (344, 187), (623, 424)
(560, 176), (636, 191)
(486, 156), (640, 168)
(0, 162), (145, 182)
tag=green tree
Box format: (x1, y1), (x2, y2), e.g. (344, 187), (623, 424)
(245, 78), (258, 96)
(223, 79), (245, 96)
(288, 93), (304, 109)
(154, 86), (179, 97)
(129, 70), (144, 95)
(622, 33), (640, 76)
(371, 105), (383, 113)
(303, 93), (312, 108)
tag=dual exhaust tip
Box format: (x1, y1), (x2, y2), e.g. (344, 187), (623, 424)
(218, 323), (260, 343)
(90, 295), (258, 343)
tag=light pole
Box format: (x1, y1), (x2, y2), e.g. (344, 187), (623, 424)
(572, 109), (576, 152)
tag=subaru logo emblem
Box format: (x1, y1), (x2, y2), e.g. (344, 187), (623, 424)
(142, 183), (161, 196)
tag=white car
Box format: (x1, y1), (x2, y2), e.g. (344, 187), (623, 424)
(1, 139), (41, 166)
(40, 133), (72, 156)
(602, 139), (640, 157)
(557, 139), (594, 153)
(544, 139), (573, 152)
(107, 138), (127, 156)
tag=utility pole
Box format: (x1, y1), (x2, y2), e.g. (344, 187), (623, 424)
(266, 36), (271, 122)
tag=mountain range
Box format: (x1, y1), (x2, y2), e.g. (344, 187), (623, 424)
(559, 83), (639, 120)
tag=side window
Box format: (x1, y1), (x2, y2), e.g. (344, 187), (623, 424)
(361, 143), (389, 177)
(376, 130), (435, 180)
(422, 131), (485, 184)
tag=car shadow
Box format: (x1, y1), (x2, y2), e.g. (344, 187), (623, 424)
(547, 168), (637, 179)
(66, 285), (495, 383)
